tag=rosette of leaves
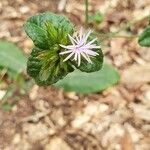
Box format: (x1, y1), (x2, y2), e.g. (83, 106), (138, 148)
(24, 12), (103, 85)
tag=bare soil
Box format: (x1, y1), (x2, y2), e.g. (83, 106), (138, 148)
(0, 0), (150, 150)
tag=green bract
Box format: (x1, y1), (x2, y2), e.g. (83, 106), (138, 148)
(24, 12), (103, 85)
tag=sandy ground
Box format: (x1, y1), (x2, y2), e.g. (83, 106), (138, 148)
(0, 0), (150, 149)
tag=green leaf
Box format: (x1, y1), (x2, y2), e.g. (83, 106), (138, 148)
(2, 103), (12, 111)
(138, 26), (150, 47)
(25, 12), (75, 85)
(55, 63), (120, 93)
(27, 47), (74, 85)
(57, 18), (74, 44)
(89, 11), (104, 24)
(0, 41), (27, 73)
(24, 12), (74, 49)
(24, 22), (50, 49)
(45, 22), (58, 44)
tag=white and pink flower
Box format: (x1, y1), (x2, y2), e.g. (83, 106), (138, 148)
(59, 28), (100, 66)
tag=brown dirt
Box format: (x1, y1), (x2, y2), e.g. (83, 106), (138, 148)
(0, 0), (150, 150)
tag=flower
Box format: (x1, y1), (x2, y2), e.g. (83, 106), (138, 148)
(59, 28), (100, 66)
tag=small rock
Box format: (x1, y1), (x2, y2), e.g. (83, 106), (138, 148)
(29, 85), (39, 101)
(23, 123), (50, 143)
(71, 102), (109, 128)
(45, 137), (71, 150)
(124, 123), (143, 143)
(101, 123), (124, 148)
(0, 90), (6, 100)
(12, 134), (21, 144)
(51, 110), (66, 127)
(144, 90), (150, 101)
(129, 103), (150, 122)
(84, 102), (109, 115)
(71, 114), (90, 128)
(19, 6), (30, 14)
(65, 92), (78, 100)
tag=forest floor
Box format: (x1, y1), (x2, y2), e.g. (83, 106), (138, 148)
(0, 0), (150, 150)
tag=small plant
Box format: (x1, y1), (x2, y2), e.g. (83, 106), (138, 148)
(0, 41), (27, 73)
(23, 3), (150, 93)
(0, 41), (29, 110)
(24, 12), (103, 86)
(89, 11), (104, 24)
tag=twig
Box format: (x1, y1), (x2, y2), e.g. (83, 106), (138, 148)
(21, 111), (51, 123)
(96, 14), (150, 41)
(85, 0), (89, 25)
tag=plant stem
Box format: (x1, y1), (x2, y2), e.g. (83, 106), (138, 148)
(99, 34), (139, 41)
(85, 0), (89, 25)
(114, 15), (149, 35)
(96, 14), (150, 41)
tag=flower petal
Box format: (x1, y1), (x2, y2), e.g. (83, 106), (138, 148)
(74, 52), (78, 61)
(63, 52), (74, 62)
(86, 54), (92, 63)
(77, 53), (81, 66)
(59, 44), (75, 49)
(85, 38), (97, 46)
(84, 30), (92, 43)
(68, 34), (77, 45)
(83, 45), (100, 49)
(59, 50), (73, 55)
(81, 52), (92, 63)
(85, 49), (99, 56)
